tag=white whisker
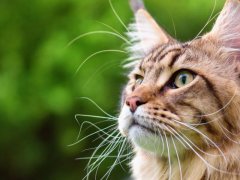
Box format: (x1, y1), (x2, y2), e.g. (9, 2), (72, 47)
(218, 123), (240, 144)
(68, 123), (117, 147)
(74, 49), (127, 76)
(168, 126), (239, 175)
(193, 0), (218, 40)
(97, 21), (126, 38)
(157, 129), (165, 156)
(170, 134), (182, 180)
(76, 97), (117, 119)
(109, 0), (129, 32)
(73, 118), (116, 144)
(100, 139), (127, 180)
(84, 132), (122, 180)
(163, 131), (172, 180)
(66, 30), (130, 47)
(82, 61), (121, 89)
(178, 130), (224, 157)
(179, 87), (237, 121)
(171, 118), (227, 161)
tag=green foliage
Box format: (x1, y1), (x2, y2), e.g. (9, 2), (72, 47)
(0, 0), (224, 179)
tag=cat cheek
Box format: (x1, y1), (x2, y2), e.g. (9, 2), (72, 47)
(118, 105), (133, 136)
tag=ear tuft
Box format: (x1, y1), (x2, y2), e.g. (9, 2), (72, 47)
(126, 9), (173, 65)
(208, 0), (240, 56)
(129, 0), (145, 13)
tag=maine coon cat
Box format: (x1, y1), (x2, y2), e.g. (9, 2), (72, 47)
(118, 0), (240, 179)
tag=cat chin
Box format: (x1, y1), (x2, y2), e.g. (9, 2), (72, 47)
(129, 125), (185, 158)
(118, 104), (186, 157)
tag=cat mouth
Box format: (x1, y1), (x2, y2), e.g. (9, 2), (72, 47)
(130, 117), (167, 136)
(129, 116), (174, 136)
(130, 119), (157, 134)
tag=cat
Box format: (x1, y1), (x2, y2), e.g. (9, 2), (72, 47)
(118, 0), (240, 179)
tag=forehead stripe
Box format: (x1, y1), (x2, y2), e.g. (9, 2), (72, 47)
(169, 51), (184, 67)
(157, 48), (182, 62)
(148, 44), (170, 62)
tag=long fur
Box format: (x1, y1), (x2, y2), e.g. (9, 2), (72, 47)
(118, 0), (240, 179)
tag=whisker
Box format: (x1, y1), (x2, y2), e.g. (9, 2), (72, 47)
(193, 0), (218, 40)
(178, 130), (225, 157)
(91, 136), (123, 179)
(69, 123), (117, 147)
(97, 21), (126, 38)
(112, 143), (133, 169)
(109, 0), (129, 32)
(179, 87), (237, 120)
(66, 30), (130, 47)
(163, 131), (172, 180)
(88, 131), (121, 168)
(168, 127), (239, 175)
(170, 16), (177, 39)
(189, 115), (222, 126)
(76, 97), (117, 119)
(76, 153), (131, 160)
(171, 118), (227, 161)
(81, 140), (117, 153)
(82, 61), (122, 89)
(74, 116), (116, 141)
(100, 139), (127, 180)
(84, 132), (122, 180)
(93, 127), (123, 143)
(112, 152), (133, 169)
(77, 119), (116, 135)
(165, 126), (187, 149)
(74, 49), (127, 75)
(218, 121), (240, 137)
(157, 129), (165, 156)
(73, 117), (116, 144)
(218, 123), (240, 144)
(75, 114), (117, 120)
(170, 134), (182, 180)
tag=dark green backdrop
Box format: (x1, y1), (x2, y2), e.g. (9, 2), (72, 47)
(1, 0), (224, 179)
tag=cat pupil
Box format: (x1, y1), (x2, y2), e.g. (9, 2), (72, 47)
(180, 74), (187, 84)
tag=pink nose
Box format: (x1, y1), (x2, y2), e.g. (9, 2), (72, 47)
(126, 96), (145, 113)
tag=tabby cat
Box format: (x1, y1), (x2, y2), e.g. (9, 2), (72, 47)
(118, 0), (240, 179)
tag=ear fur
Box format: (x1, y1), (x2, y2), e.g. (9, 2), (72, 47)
(129, 0), (145, 13)
(207, 0), (240, 57)
(127, 2), (174, 64)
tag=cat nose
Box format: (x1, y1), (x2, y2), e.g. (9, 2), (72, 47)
(126, 96), (145, 113)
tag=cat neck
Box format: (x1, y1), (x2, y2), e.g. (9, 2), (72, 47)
(131, 144), (240, 180)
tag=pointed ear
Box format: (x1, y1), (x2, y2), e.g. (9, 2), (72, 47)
(127, 8), (174, 60)
(129, 0), (145, 13)
(208, 0), (240, 54)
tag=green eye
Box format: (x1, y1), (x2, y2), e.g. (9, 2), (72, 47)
(173, 70), (195, 88)
(135, 75), (143, 85)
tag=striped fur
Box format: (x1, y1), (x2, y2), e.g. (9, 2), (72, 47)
(118, 0), (240, 179)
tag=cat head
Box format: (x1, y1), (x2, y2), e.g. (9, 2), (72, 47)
(118, 0), (240, 157)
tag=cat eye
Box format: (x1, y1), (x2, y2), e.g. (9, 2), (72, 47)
(135, 75), (144, 85)
(171, 70), (195, 88)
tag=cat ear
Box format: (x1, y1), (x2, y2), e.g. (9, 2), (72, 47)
(129, 0), (145, 13)
(127, 3), (173, 60)
(208, 0), (240, 53)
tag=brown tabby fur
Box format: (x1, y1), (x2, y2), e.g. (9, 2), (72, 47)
(118, 0), (240, 179)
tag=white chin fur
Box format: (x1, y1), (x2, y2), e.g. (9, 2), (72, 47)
(118, 105), (185, 157)
(129, 125), (164, 156)
(118, 105), (133, 136)
(129, 126), (185, 158)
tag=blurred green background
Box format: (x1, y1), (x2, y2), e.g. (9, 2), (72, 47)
(1, 0), (224, 179)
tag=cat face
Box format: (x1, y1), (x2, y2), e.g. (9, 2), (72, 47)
(118, 0), (240, 157)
